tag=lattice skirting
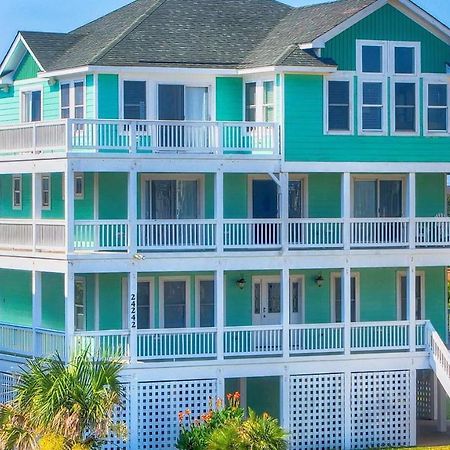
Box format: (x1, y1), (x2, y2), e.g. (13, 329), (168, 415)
(0, 372), (16, 404)
(417, 369), (434, 420)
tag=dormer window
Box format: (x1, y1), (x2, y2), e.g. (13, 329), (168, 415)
(361, 44), (383, 73)
(22, 89), (41, 123)
(394, 45), (416, 75)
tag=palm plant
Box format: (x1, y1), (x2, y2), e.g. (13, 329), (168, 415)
(0, 350), (125, 450)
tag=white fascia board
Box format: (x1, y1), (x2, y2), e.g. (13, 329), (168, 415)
(37, 66), (91, 79)
(239, 65), (337, 74)
(0, 73), (14, 86)
(19, 34), (45, 71)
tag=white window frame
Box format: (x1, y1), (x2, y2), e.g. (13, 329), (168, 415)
(391, 41), (421, 77)
(140, 174), (205, 220)
(136, 276), (154, 330)
(74, 172), (85, 200)
(330, 272), (360, 323)
(12, 175), (22, 210)
(424, 78), (449, 136)
(351, 174), (407, 218)
(356, 40), (387, 75)
(243, 77), (276, 123)
(288, 174), (308, 218)
(121, 79), (148, 120)
(75, 276), (87, 332)
(159, 276), (190, 329)
(41, 174), (51, 210)
(358, 77), (388, 135)
(195, 275), (215, 328)
(59, 79), (86, 119)
(20, 86), (43, 123)
(396, 271), (425, 321)
(391, 78), (420, 136)
(324, 74), (354, 135)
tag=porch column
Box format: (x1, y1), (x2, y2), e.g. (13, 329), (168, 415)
(32, 271), (42, 357)
(128, 269), (138, 364)
(280, 172), (289, 253)
(408, 173), (416, 249)
(128, 169), (137, 255)
(281, 267), (290, 358)
(215, 170), (224, 253)
(216, 267), (224, 360)
(32, 172), (42, 252)
(409, 369), (417, 445)
(437, 380), (447, 432)
(408, 263), (416, 352)
(342, 265), (351, 355)
(280, 372), (290, 430)
(64, 164), (75, 254)
(64, 267), (75, 360)
(342, 173), (351, 250)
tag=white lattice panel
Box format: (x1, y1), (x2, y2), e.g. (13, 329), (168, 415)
(289, 373), (344, 450)
(0, 372), (16, 403)
(417, 370), (434, 420)
(351, 370), (410, 449)
(137, 379), (217, 450)
(102, 383), (130, 450)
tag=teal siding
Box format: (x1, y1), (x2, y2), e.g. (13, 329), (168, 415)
(416, 173), (446, 217)
(99, 273), (124, 330)
(284, 74), (450, 162)
(0, 86), (19, 124)
(98, 74), (119, 119)
(13, 53), (40, 81)
(0, 269), (32, 326)
(204, 173), (215, 219)
(216, 77), (243, 121)
(41, 173), (65, 219)
(323, 4), (450, 73)
(0, 174), (32, 218)
(224, 174), (247, 218)
(308, 174), (341, 218)
(98, 173), (128, 219)
(41, 273), (65, 330)
(75, 173), (95, 220)
(43, 81), (60, 121)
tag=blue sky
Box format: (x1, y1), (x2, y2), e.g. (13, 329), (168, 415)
(0, 0), (449, 63)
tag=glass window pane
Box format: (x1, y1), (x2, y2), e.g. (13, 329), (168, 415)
(379, 180), (402, 217)
(288, 180), (303, 218)
(75, 82), (84, 106)
(245, 82), (256, 122)
(428, 109), (447, 132)
(395, 83), (416, 131)
(329, 81), (349, 104)
(328, 81), (350, 131)
(263, 81), (274, 104)
(395, 83), (415, 106)
(177, 180), (198, 219)
(396, 107), (416, 131)
(137, 282), (151, 329)
(199, 280), (215, 327)
(185, 87), (208, 121)
(354, 180), (377, 217)
(31, 91), (41, 122)
(363, 107), (382, 130)
(124, 81), (146, 120)
(267, 283), (280, 313)
(151, 180), (176, 219)
(363, 82), (382, 105)
(61, 84), (70, 108)
(362, 45), (382, 73)
(429, 84), (447, 106)
(164, 281), (186, 328)
(291, 282), (299, 313)
(395, 47), (415, 74)
(329, 106), (350, 130)
(334, 277), (341, 323)
(254, 283), (261, 314)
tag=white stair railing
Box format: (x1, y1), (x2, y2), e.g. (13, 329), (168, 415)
(426, 322), (450, 397)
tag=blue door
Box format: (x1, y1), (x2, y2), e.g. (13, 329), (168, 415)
(252, 180), (278, 218)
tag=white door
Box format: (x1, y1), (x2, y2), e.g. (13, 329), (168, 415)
(162, 280), (188, 328)
(253, 278), (281, 325)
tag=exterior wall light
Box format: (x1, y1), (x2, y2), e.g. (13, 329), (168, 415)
(236, 278), (246, 290)
(315, 274), (324, 287)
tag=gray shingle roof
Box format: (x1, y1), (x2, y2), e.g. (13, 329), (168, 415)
(12, 0), (381, 71)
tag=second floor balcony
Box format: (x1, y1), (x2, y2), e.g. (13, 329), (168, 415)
(0, 119), (280, 158)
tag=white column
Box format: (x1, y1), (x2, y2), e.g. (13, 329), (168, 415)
(280, 172), (289, 254)
(342, 265), (351, 355)
(437, 380), (447, 432)
(64, 267), (75, 360)
(280, 372), (290, 430)
(409, 369), (417, 446)
(32, 271), (42, 357)
(64, 164), (75, 254)
(408, 173), (416, 249)
(342, 173), (351, 251)
(344, 370), (352, 449)
(281, 267), (290, 358)
(128, 168), (137, 255)
(129, 375), (139, 449)
(217, 370), (225, 402)
(32, 172), (42, 252)
(94, 274), (100, 331)
(216, 267), (224, 360)
(408, 263), (416, 352)
(128, 268), (138, 364)
(215, 170), (224, 253)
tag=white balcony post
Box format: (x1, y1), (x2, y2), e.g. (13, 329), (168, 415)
(216, 268), (224, 360)
(409, 369), (417, 445)
(32, 271), (42, 357)
(128, 269), (138, 364)
(215, 170), (224, 253)
(32, 172), (42, 252)
(408, 173), (416, 249)
(130, 122), (137, 153)
(128, 168), (138, 255)
(342, 173), (351, 250)
(408, 263), (416, 352)
(281, 268), (290, 358)
(342, 266), (351, 355)
(66, 119), (72, 154)
(64, 267), (75, 360)
(65, 164), (75, 254)
(280, 173), (289, 253)
(280, 372), (290, 430)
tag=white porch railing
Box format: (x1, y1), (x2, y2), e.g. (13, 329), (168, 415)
(74, 221), (129, 251)
(426, 322), (450, 397)
(72, 330), (130, 359)
(289, 323), (344, 354)
(35, 220), (66, 251)
(350, 321), (410, 351)
(137, 220), (216, 250)
(224, 325), (283, 356)
(223, 219), (281, 249)
(0, 220), (33, 250)
(288, 219), (343, 249)
(0, 121), (66, 156)
(137, 328), (217, 360)
(350, 218), (409, 248)
(416, 218), (450, 247)
(35, 328), (66, 358)
(0, 322), (33, 356)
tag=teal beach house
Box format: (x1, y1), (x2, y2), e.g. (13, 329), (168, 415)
(0, 0), (450, 448)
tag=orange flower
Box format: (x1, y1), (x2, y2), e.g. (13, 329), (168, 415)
(234, 391), (241, 400)
(178, 411), (185, 422)
(201, 411), (213, 422)
(226, 393), (233, 401)
(216, 398), (223, 408)
(262, 412), (270, 420)
(185, 409), (191, 415)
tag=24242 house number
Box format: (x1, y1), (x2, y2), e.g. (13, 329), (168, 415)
(130, 294), (137, 328)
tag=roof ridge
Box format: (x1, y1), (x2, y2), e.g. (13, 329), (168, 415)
(90, 0), (169, 65)
(273, 44), (299, 65)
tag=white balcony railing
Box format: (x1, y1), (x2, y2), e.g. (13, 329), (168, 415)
(350, 321), (410, 351)
(415, 218), (450, 247)
(223, 219), (281, 249)
(289, 323), (344, 354)
(0, 120), (280, 157)
(224, 325), (283, 356)
(73, 330), (130, 359)
(74, 221), (129, 251)
(350, 218), (409, 248)
(288, 219), (343, 249)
